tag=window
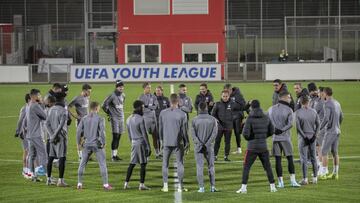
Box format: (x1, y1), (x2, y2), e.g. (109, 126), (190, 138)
(126, 44), (161, 63)
(134, 0), (170, 15)
(173, 0), (208, 15)
(127, 45), (142, 63)
(184, 54), (199, 62)
(183, 43), (217, 63)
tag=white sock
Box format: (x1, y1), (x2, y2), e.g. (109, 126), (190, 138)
(163, 182), (168, 188)
(112, 150), (118, 157)
(104, 183), (109, 187)
(333, 165), (339, 174)
(77, 183), (82, 187)
(23, 167), (26, 172)
(313, 176), (317, 182)
(124, 182), (128, 187)
(278, 177), (284, 183)
(241, 184), (247, 190)
(303, 178), (308, 182)
(290, 174), (296, 182)
(321, 166), (328, 175)
(78, 150), (82, 159)
(139, 183), (144, 187)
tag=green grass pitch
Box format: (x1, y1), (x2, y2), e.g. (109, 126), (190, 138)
(0, 82), (359, 203)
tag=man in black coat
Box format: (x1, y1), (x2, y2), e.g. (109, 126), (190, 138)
(236, 100), (277, 194)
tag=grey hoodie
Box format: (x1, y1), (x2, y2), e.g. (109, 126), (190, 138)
(159, 107), (188, 147)
(191, 111), (218, 151)
(76, 112), (106, 147)
(268, 101), (294, 142)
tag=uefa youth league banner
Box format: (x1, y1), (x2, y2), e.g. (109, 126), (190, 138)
(70, 64), (222, 82)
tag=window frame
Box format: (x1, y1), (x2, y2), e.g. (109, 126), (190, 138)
(125, 44), (162, 63)
(172, 0), (209, 15)
(182, 43), (218, 63)
(133, 0), (170, 15)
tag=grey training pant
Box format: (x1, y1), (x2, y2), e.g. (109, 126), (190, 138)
(78, 146), (108, 185)
(162, 146), (184, 185)
(298, 138), (317, 179)
(28, 137), (47, 174)
(194, 144), (215, 187)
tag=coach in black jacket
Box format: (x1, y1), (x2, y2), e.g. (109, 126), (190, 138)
(236, 100), (277, 194)
(223, 84), (247, 154)
(212, 90), (241, 161)
(194, 83), (214, 115)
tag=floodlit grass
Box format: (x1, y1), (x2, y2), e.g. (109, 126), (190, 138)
(0, 82), (359, 202)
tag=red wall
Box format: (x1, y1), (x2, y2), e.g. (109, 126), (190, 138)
(117, 0), (225, 64)
(0, 24), (13, 63)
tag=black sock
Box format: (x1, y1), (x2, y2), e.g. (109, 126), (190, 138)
(111, 133), (121, 152)
(59, 157), (66, 179)
(47, 156), (55, 178)
(126, 164), (136, 182)
(140, 163), (146, 184)
(275, 156), (283, 177)
(286, 156), (295, 174)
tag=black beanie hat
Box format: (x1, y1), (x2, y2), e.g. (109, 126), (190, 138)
(251, 100), (260, 109)
(307, 82), (317, 92)
(116, 80), (124, 88)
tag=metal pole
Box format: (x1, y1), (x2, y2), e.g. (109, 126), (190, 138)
(260, 0), (263, 55)
(226, 0), (229, 62)
(84, 0), (89, 64)
(327, 0), (330, 47)
(294, 0), (297, 56)
(338, 0), (342, 61)
(56, 0), (59, 44)
(284, 17), (288, 52)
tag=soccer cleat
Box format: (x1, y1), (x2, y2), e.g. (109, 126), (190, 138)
(31, 177), (42, 182)
(77, 183), (83, 190)
(36, 166), (46, 177)
(111, 156), (122, 162)
(198, 187), (205, 193)
(326, 173), (339, 180)
(177, 187), (188, 192)
(103, 184), (114, 191)
(290, 181), (301, 187)
(277, 181), (284, 188)
(46, 178), (56, 186)
(232, 148), (242, 155)
(319, 174), (329, 180)
(311, 177), (318, 184)
(139, 185), (151, 191)
(210, 186), (218, 192)
(57, 181), (69, 187)
(236, 188), (247, 194)
(161, 186), (169, 192)
(270, 187), (278, 193)
(299, 180), (308, 185)
(224, 156), (231, 162)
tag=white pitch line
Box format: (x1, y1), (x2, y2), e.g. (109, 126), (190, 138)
(173, 161), (182, 203)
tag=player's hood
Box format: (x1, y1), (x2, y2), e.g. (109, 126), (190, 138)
(248, 108), (265, 118)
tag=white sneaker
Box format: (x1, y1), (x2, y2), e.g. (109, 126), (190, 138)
(236, 188), (247, 194)
(277, 181), (284, 188)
